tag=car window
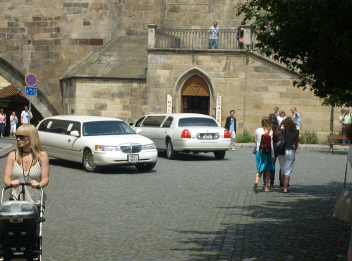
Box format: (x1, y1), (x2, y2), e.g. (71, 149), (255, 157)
(83, 121), (135, 136)
(162, 116), (174, 128)
(178, 117), (218, 127)
(47, 120), (70, 135)
(135, 117), (145, 127)
(142, 116), (166, 127)
(38, 119), (51, 132)
(68, 122), (81, 135)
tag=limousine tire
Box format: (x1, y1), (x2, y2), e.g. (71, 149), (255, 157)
(82, 149), (98, 172)
(214, 151), (226, 159)
(166, 140), (178, 159)
(135, 162), (157, 171)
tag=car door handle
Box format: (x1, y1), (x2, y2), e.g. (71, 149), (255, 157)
(68, 139), (71, 143)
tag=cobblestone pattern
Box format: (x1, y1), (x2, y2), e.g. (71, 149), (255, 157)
(0, 148), (349, 260)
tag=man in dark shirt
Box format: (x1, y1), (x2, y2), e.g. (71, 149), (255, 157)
(236, 21), (246, 49)
(225, 110), (237, 151)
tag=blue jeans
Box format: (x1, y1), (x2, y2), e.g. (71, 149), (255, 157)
(0, 123), (5, 135)
(238, 43), (244, 49)
(208, 39), (218, 49)
(343, 124), (350, 144)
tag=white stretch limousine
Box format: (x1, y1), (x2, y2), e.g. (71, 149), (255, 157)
(37, 116), (158, 172)
(131, 113), (231, 159)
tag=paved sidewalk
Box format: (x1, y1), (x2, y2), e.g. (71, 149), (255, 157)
(0, 147), (348, 260)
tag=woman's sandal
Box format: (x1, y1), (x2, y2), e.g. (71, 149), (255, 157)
(283, 190), (288, 193)
(264, 188), (270, 192)
(253, 183), (258, 193)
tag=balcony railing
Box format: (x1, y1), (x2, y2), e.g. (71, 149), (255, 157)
(155, 29), (241, 50)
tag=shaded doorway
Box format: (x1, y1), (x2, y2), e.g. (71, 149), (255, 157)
(181, 75), (210, 115)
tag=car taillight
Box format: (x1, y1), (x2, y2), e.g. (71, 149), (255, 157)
(224, 130), (231, 139)
(181, 129), (191, 139)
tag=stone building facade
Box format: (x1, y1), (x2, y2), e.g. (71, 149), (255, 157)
(0, 0), (340, 142)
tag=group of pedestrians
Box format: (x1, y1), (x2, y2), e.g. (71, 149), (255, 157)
(0, 106), (33, 138)
(207, 21), (247, 50)
(254, 106), (301, 193)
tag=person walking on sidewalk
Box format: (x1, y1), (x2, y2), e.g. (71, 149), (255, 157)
(0, 109), (6, 138)
(10, 111), (18, 138)
(278, 117), (299, 193)
(342, 108), (352, 144)
(21, 105), (33, 125)
(263, 114), (279, 188)
(253, 116), (275, 193)
(225, 110), (236, 151)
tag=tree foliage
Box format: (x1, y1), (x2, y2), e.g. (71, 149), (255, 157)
(236, 0), (352, 106)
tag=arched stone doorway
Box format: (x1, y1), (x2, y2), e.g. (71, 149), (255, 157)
(181, 75), (210, 115)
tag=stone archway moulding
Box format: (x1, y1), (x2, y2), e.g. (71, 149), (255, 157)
(173, 67), (216, 117)
(0, 57), (58, 117)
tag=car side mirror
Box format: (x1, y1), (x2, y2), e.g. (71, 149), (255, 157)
(70, 130), (80, 137)
(136, 128), (143, 134)
(129, 122), (134, 126)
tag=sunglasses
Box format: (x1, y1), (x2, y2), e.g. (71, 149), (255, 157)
(16, 135), (28, 141)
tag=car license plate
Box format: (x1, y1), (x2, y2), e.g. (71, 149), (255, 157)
(203, 134), (213, 139)
(128, 154), (139, 163)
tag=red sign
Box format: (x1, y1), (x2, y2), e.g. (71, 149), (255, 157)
(25, 74), (38, 87)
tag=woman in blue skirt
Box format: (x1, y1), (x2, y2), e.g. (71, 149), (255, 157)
(253, 116), (275, 193)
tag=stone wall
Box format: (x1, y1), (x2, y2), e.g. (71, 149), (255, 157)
(145, 50), (337, 143)
(63, 78), (147, 123)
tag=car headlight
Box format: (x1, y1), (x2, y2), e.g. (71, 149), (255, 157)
(141, 143), (156, 150)
(95, 145), (121, 152)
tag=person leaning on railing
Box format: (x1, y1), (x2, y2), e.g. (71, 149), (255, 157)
(207, 21), (220, 49)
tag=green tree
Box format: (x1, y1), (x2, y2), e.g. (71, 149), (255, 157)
(236, 0), (352, 106)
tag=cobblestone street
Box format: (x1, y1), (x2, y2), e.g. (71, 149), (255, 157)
(0, 148), (349, 260)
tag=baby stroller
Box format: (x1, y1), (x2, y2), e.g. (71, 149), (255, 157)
(0, 183), (45, 261)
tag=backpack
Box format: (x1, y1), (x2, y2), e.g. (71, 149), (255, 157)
(260, 130), (271, 154)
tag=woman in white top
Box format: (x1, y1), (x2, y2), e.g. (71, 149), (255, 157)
(4, 124), (49, 205)
(277, 110), (286, 128)
(10, 111), (18, 138)
(254, 116), (275, 193)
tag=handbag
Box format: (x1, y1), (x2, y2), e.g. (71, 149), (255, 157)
(274, 129), (286, 156)
(333, 157), (352, 223)
(239, 37), (244, 43)
(253, 146), (257, 154)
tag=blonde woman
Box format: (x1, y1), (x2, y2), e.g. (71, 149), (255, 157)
(10, 111), (18, 138)
(254, 116), (275, 193)
(4, 124), (49, 205)
(277, 110), (286, 128)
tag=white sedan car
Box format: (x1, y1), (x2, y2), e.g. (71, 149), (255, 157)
(37, 115), (158, 172)
(131, 113), (231, 159)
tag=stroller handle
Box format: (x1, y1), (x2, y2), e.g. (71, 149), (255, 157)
(3, 182), (41, 191)
(1, 183), (43, 204)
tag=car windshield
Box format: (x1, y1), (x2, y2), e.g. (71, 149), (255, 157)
(83, 121), (135, 136)
(178, 117), (218, 127)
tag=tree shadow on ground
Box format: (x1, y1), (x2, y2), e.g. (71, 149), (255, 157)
(172, 182), (349, 260)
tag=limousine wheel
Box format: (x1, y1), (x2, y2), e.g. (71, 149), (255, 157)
(83, 150), (97, 172)
(166, 140), (178, 159)
(214, 151), (226, 159)
(135, 162), (157, 171)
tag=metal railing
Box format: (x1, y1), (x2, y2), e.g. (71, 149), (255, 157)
(156, 29), (240, 50)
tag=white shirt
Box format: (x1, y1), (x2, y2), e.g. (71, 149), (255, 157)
(277, 116), (286, 129)
(21, 110), (33, 124)
(292, 112), (301, 130)
(255, 127), (275, 158)
(208, 26), (220, 39)
(10, 115), (18, 125)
